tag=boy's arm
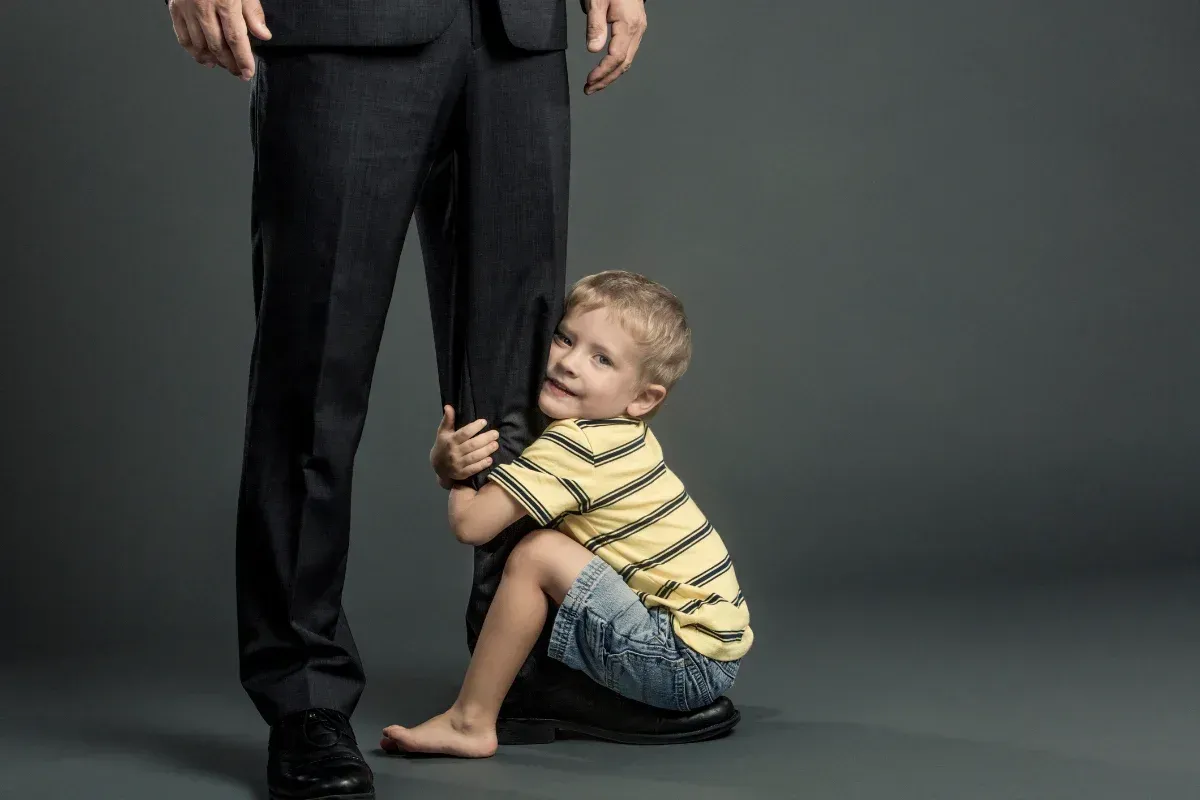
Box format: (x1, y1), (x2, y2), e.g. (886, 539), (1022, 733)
(448, 482), (528, 545)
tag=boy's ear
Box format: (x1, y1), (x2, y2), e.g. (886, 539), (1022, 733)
(626, 383), (667, 419)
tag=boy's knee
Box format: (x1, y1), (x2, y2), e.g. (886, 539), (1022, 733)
(505, 528), (560, 578)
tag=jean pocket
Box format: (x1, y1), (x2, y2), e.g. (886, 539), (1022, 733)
(711, 658), (740, 694)
(604, 649), (687, 711)
(683, 654), (739, 709)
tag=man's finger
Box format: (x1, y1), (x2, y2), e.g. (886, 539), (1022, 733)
(172, 6), (212, 67)
(183, 13), (213, 66)
(586, 50), (625, 92)
(243, 0), (273, 41)
(216, 1), (255, 79)
(439, 405), (456, 432)
(622, 21), (644, 73)
(171, 5), (192, 49)
(586, 0), (609, 52)
(590, 13), (646, 92)
(586, 34), (630, 93)
(197, 2), (237, 73)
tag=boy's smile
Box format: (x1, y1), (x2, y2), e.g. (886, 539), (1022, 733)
(538, 307), (665, 421)
(545, 376), (578, 397)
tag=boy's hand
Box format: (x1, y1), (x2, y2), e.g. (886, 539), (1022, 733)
(430, 405), (500, 488)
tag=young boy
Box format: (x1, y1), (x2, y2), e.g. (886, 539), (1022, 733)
(381, 270), (752, 757)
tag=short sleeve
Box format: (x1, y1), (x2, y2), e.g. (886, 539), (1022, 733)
(487, 419), (593, 526)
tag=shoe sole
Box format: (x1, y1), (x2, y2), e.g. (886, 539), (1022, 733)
(269, 793), (374, 800)
(495, 708), (740, 746)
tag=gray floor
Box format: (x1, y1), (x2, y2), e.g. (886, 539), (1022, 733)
(4, 568), (1198, 799)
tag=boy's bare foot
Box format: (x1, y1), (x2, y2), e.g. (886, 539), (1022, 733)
(379, 710), (498, 758)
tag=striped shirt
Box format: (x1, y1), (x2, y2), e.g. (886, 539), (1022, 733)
(489, 416), (752, 661)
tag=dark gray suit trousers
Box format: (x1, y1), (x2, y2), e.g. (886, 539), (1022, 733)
(236, 0), (569, 724)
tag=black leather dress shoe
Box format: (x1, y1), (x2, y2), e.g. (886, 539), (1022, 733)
(496, 668), (740, 746)
(267, 708), (375, 800)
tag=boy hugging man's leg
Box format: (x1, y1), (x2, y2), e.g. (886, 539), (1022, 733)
(381, 270), (753, 757)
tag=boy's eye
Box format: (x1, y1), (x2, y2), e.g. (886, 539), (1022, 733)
(597, 354), (612, 367)
(554, 331), (570, 345)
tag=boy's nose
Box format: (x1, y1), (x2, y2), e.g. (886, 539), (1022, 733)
(557, 354), (581, 375)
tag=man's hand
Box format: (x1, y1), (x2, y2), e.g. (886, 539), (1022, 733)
(430, 406), (501, 490)
(169, 0), (272, 81)
(581, 0), (647, 95)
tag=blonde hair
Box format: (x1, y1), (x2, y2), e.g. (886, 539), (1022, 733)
(563, 270), (692, 419)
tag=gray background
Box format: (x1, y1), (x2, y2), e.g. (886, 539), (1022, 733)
(2, 1), (1199, 798)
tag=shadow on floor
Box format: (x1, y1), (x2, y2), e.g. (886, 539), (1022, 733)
(12, 714), (270, 800)
(12, 669), (1197, 800)
(488, 706), (1199, 800)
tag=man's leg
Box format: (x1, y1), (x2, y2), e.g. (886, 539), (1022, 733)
(415, 0), (740, 745)
(414, 0), (569, 682)
(237, 39), (468, 728)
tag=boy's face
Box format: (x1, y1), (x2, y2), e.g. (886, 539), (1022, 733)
(538, 306), (666, 421)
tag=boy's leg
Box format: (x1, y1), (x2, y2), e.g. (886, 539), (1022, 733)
(379, 530), (591, 757)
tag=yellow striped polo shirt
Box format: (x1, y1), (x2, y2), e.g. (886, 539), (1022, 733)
(488, 416), (752, 661)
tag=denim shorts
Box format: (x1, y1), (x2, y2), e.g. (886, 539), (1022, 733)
(548, 555), (741, 712)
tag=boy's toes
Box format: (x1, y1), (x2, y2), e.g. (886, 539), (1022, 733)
(378, 715), (497, 758)
(379, 725), (411, 752)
